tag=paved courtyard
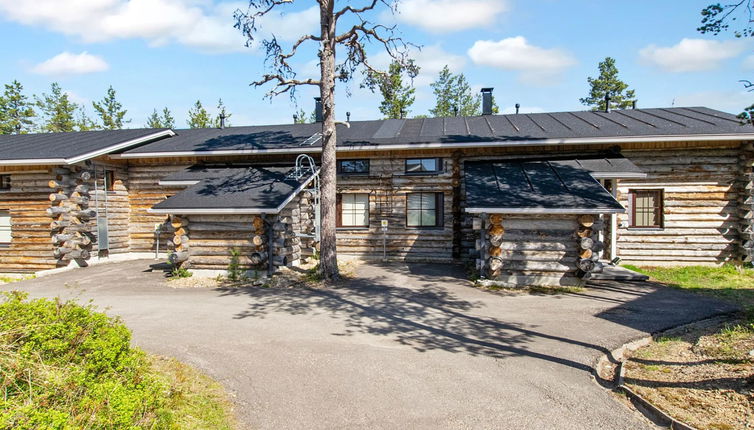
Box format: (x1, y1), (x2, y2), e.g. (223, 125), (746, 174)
(1, 260), (737, 429)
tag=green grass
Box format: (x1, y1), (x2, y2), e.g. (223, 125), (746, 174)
(623, 264), (754, 319)
(0, 274), (35, 284)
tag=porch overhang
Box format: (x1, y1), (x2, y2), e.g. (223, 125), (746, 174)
(464, 159), (626, 215)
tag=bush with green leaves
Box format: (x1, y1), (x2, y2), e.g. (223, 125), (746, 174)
(0, 291), (173, 429)
(227, 248), (243, 281)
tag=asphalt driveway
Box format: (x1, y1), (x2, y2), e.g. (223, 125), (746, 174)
(1, 260), (737, 429)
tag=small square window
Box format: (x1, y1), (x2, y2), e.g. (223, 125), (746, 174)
(0, 175), (10, 190)
(406, 192), (443, 227)
(337, 193), (370, 228)
(629, 189), (663, 228)
(337, 159), (369, 175)
(405, 158), (442, 174)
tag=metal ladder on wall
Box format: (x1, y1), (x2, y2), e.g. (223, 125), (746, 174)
(290, 154), (321, 242)
(92, 165), (110, 255)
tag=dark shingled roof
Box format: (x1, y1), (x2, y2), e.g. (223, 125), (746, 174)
(123, 107), (751, 155)
(151, 165), (312, 213)
(0, 128), (171, 162)
(465, 159), (625, 213)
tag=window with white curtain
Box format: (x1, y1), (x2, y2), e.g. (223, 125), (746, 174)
(337, 193), (369, 227)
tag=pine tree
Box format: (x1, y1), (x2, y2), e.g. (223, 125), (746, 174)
(187, 100), (212, 128)
(293, 108), (308, 124)
(580, 57), (637, 111)
(429, 66), (480, 117)
(214, 99), (232, 128)
(146, 109), (162, 128)
(161, 107), (175, 128)
(35, 83), (78, 133)
(146, 107), (175, 128)
(93, 85), (129, 129)
(365, 60), (418, 119)
(0, 80), (35, 134)
(75, 107), (97, 131)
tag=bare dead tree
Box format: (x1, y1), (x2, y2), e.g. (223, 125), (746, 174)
(235, 1), (415, 280)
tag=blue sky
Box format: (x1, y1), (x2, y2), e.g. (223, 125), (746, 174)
(0, 0), (750, 128)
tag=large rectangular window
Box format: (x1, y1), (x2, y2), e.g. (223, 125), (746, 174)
(405, 158), (442, 174)
(0, 210), (10, 244)
(630, 189), (663, 228)
(406, 192), (443, 227)
(337, 159), (369, 175)
(0, 175), (10, 191)
(337, 193), (369, 228)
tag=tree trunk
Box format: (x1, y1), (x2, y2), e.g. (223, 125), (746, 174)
(318, 0), (340, 281)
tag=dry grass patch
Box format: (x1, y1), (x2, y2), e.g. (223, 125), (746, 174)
(623, 321), (753, 430)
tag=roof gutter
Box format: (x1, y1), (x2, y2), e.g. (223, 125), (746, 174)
(0, 129), (176, 166)
(115, 132), (754, 159)
(465, 207), (626, 215)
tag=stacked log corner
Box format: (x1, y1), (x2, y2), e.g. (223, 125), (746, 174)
(738, 143), (754, 263)
(575, 214), (604, 280)
(168, 216), (190, 268)
(47, 167), (95, 265)
(298, 190), (317, 257)
(270, 194), (304, 269)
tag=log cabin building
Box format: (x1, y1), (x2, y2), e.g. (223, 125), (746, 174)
(1, 96), (753, 286)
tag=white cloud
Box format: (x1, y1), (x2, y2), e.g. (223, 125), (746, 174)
(393, 0), (508, 33)
(467, 36), (576, 85)
(0, 0), (318, 54)
(639, 38), (746, 72)
(31, 51), (109, 76)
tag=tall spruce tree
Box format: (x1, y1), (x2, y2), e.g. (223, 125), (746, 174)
(365, 60), (418, 119)
(146, 107), (175, 128)
(0, 80), (35, 134)
(93, 86), (129, 129)
(429, 66), (480, 117)
(187, 100), (212, 128)
(214, 99), (232, 127)
(580, 57), (636, 111)
(35, 83), (78, 133)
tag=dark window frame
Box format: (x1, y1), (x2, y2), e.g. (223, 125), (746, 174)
(629, 189), (664, 229)
(405, 158), (442, 175)
(0, 209), (10, 245)
(105, 170), (115, 192)
(337, 159), (370, 175)
(0, 175), (10, 191)
(336, 193), (370, 229)
(405, 192), (444, 228)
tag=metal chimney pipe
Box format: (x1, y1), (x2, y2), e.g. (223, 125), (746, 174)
(481, 87), (494, 115)
(605, 93), (612, 113)
(314, 97), (323, 122)
(515, 103), (520, 115)
(219, 113), (226, 129)
(346, 111), (351, 122)
(632, 100), (637, 110)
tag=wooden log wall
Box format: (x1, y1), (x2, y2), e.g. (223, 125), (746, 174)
(297, 190), (317, 258)
(0, 168), (59, 272)
(179, 214), (267, 271)
(48, 166), (95, 264)
(126, 164), (186, 253)
(473, 214), (589, 287)
(335, 157), (454, 262)
(617, 147), (742, 265)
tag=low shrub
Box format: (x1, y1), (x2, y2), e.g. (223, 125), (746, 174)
(0, 291), (233, 429)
